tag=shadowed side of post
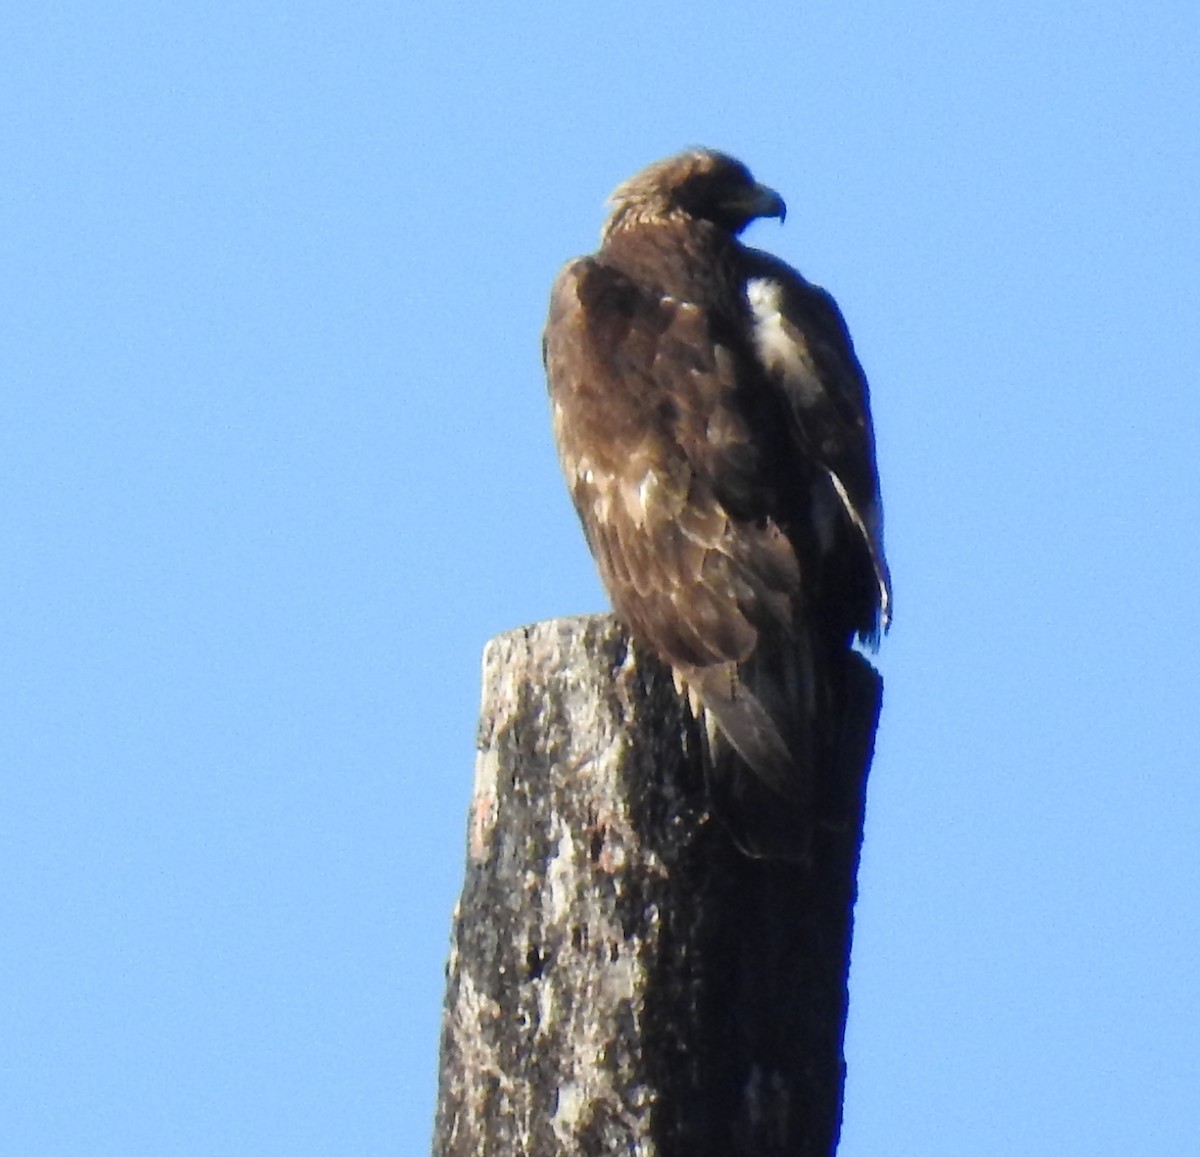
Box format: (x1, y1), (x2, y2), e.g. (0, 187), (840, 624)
(432, 614), (881, 1157)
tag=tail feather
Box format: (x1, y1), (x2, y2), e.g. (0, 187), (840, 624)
(677, 629), (827, 860)
(681, 662), (797, 800)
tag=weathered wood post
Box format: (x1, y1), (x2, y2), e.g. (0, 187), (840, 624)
(432, 614), (881, 1157)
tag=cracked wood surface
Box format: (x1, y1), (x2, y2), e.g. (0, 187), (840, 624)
(432, 614), (881, 1157)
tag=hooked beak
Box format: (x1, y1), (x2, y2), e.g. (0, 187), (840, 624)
(749, 181), (787, 224)
(720, 180), (787, 230)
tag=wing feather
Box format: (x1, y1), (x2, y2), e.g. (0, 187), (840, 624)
(742, 249), (892, 639)
(544, 257), (805, 784)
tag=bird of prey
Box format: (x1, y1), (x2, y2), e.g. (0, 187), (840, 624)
(543, 148), (889, 839)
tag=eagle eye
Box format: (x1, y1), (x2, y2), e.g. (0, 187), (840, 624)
(678, 167), (749, 217)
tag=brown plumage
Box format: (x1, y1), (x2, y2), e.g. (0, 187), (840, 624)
(543, 148), (889, 827)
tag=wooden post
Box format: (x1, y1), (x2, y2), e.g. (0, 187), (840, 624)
(432, 614), (881, 1157)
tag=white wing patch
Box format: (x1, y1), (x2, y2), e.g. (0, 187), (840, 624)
(745, 278), (824, 405)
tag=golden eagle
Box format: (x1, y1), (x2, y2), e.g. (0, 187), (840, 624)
(543, 149), (889, 840)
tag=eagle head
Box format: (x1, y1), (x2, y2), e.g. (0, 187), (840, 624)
(602, 148), (787, 241)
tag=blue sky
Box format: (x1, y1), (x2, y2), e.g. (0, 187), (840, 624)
(2, 2), (1197, 1154)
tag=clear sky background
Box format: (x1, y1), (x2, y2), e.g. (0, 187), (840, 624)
(3, 2), (1197, 1154)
